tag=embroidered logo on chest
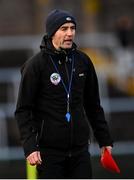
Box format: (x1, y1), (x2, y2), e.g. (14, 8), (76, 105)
(79, 73), (84, 77)
(50, 73), (61, 85)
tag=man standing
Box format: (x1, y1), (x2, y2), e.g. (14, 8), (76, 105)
(15, 9), (113, 178)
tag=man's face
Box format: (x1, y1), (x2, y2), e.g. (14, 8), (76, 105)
(52, 22), (76, 50)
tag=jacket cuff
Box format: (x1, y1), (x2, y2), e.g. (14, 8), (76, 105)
(99, 140), (114, 148)
(23, 134), (39, 158)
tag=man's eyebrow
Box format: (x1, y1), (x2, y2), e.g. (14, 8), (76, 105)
(60, 25), (75, 28)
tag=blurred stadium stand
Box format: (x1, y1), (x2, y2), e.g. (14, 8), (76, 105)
(0, 0), (134, 178)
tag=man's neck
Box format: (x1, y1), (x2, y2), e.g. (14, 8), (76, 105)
(51, 40), (60, 50)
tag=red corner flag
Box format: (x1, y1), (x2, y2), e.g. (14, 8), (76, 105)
(100, 148), (120, 173)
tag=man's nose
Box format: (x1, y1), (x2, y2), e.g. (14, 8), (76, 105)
(67, 28), (73, 36)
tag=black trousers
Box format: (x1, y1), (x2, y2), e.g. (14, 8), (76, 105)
(37, 150), (92, 179)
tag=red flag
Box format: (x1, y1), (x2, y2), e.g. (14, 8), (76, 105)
(100, 148), (120, 173)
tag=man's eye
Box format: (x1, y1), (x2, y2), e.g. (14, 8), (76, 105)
(61, 28), (67, 31)
(71, 27), (75, 30)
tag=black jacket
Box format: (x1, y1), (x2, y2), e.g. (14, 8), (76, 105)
(15, 36), (113, 157)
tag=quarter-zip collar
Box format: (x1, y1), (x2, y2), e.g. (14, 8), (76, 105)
(40, 35), (77, 62)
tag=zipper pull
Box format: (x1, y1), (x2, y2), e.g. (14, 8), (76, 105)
(65, 56), (68, 62)
(68, 151), (72, 157)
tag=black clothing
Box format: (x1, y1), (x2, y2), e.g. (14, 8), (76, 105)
(37, 149), (92, 179)
(15, 36), (113, 158)
(45, 9), (76, 38)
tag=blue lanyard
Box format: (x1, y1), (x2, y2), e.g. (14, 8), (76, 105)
(50, 55), (74, 122)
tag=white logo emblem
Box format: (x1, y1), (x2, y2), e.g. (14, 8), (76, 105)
(79, 73), (84, 77)
(50, 73), (61, 85)
(66, 17), (72, 21)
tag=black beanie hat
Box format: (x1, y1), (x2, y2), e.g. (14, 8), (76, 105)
(46, 9), (76, 38)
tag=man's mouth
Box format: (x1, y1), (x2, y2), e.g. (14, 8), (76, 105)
(64, 39), (72, 44)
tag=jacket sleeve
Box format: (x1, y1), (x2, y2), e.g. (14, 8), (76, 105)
(15, 55), (41, 157)
(83, 56), (113, 148)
